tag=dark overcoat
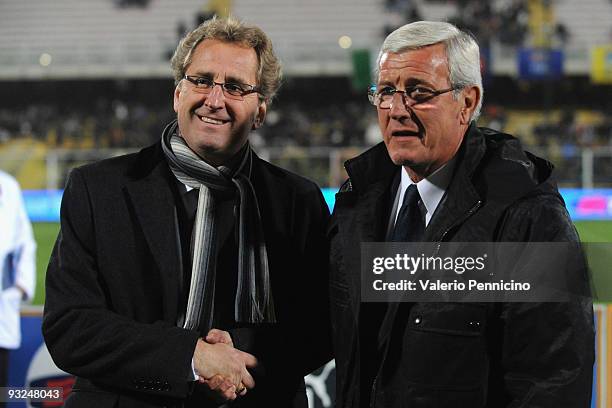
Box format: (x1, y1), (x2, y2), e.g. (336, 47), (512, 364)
(43, 141), (332, 408)
(329, 125), (594, 408)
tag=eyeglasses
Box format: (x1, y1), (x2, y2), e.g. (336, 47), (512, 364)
(183, 75), (261, 100)
(368, 85), (456, 109)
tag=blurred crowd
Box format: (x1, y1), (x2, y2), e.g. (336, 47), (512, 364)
(1, 2), (609, 188)
(383, 0), (570, 48)
(1, 99), (611, 152)
(2, 98), (612, 188)
(0, 102), (174, 149)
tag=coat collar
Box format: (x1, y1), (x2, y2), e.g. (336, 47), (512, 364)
(423, 124), (485, 242)
(340, 124), (487, 242)
(343, 142), (397, 195)
(343, 124), (485, 194)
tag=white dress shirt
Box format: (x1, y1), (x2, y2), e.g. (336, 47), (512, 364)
(388, 157), (457, 236)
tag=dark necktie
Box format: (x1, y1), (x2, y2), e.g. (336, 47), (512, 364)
(374, 184), (425, 360)
(391, 184), (424, 242)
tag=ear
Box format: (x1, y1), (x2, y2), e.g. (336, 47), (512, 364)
(459, 85), (481, 125)
(252, 100), (267, 130)
(173, 83), (182, 113)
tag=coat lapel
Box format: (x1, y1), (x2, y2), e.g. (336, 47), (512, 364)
(251, 155), (293, 241)
(423, 126), (485, 243)
(124, 146), (182, 323)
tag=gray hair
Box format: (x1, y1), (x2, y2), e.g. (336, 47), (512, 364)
(376, 21), (483, 121)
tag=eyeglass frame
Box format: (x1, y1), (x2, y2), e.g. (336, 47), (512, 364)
(183, 75), (262, 100)
(368, 84), (458, 109)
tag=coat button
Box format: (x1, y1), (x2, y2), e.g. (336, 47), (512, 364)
(414, 316), (422, 325)
(468, 320), (480, 328)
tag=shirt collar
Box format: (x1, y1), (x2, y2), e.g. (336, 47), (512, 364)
(399, 155), (456, 225)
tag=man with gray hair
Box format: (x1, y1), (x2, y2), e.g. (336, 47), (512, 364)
(328, 21), (593, 407)
(43, 17), (331, 407)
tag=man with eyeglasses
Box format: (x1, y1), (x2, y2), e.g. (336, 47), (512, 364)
(328, 21), (594, 407)
(43, 17), (332, 407)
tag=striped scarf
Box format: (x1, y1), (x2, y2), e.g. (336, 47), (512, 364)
(161, 121), (276, 332)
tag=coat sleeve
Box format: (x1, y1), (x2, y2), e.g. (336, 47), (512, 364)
(494, 193), (594, 407)
(42, 167), (199, 398)
(290, 184), (334, 375)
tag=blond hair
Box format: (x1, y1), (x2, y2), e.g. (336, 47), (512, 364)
(171, 16), (282, 102)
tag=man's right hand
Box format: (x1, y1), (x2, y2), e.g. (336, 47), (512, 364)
(193, 337), (257, 400)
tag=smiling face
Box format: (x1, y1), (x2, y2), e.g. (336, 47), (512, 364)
(377, 43), (478, 181)
(173, 39), (266, 166)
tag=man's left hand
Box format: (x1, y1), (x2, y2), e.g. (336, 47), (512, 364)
(199, 329), (249, 399)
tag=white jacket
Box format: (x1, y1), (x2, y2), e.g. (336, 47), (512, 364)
(0, 170), (36, 349)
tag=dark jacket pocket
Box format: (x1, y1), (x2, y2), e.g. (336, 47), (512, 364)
(383, 303), (488, 390)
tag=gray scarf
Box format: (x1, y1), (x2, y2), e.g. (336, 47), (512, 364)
(161, 121), (276, 332)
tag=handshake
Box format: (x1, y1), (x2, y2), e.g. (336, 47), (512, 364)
(193, 328), (258, 402)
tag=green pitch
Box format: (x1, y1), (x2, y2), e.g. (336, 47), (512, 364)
(32, 222), (60, 305)
(574, 221), (612, 301)
(30, 221), (612, 305)
(574, 221), (612, 242)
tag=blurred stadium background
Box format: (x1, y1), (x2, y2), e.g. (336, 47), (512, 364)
(2, 0), (612, 406)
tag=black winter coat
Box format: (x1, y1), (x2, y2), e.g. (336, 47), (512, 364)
(328, 125), (594, 408)
(43, 141), (333, 407)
